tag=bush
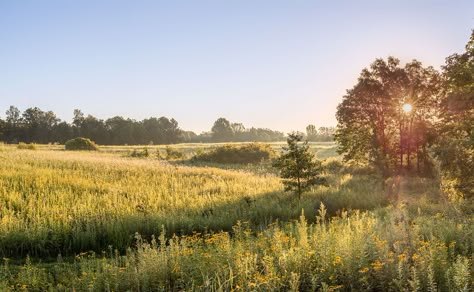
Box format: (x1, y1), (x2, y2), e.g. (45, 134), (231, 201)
(322, 158), (344, 174)
(129, 148), (149, 158)
(194, 143), (276, 164)
(165, 146), (185, 160)
(64, 137), (98, 151)
(17, 142), (37, 150)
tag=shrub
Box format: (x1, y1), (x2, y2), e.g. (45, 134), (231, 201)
(64, 137), (98, 151)
(322, 158), (344, 174)
(129, 148), (149, 158)
(194, 143), (276, 164)
(165, 146), (185, 160)
(17, 142), (37, 150)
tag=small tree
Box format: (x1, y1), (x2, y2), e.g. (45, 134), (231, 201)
(273, 133), (326, 199)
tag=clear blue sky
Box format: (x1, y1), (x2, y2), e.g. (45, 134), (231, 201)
(1, 1), (473, 133)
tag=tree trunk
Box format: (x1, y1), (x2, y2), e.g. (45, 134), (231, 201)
(416, 145), (420, 174)
(399, 120), (403, 170)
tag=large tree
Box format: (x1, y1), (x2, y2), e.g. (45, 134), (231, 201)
(4, 106), (23, 143)
(211, 118), (234, 142)
(435, 31), (474, 198)
(22, 107), (60, 143)
(335, 57), (441, 175)
(306, 124), (318, 141)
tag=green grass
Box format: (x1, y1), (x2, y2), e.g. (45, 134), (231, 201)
(96, 141), (338, 159)
(0, 145), (472, 290)
(0, 146), (374, 258)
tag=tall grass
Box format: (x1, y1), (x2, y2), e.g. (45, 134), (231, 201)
(0, 147), (471, 290)
(0, 148), (382, 257)
(0, 206), (471, 291)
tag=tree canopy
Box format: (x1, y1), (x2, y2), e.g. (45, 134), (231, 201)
(335, 57), (441, 176)
(335, 31), (473, 199)
(434, 31), (474, 198)
(0, 108), (323, 145)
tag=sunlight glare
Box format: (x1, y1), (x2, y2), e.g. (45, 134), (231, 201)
(402, 103), (412, 113)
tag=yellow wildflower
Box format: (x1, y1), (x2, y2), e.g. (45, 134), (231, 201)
(359, 267), (369, 273)
(371, 260), (384, 271)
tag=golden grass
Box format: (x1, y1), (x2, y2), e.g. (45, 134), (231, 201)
(0, 146), (471, 290)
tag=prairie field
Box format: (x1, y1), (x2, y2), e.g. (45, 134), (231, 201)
(0, 144), (472, 291)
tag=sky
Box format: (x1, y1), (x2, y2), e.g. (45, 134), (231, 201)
(0, 1), (473, 134)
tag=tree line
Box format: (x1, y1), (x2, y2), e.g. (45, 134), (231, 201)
(0, 108), (334, 145)
(335, 30), (473, 198)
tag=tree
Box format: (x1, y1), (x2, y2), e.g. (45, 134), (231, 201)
(335, 57), (441, 176)
(106, 116), (136, 145)
(0, 118), (5, 141)
(5, 105), (22, 143)
(79, 114), (109, 144)
(22, 107), (60, 143)
(273, 133), (326, 199)
(211, 118), (234, 142)
(52, 121), (73, 143)
(435, 31), (474, 198)
(306, 124), (318, 141)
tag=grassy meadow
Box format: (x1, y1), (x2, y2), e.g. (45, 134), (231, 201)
(0, 143), (472, 290)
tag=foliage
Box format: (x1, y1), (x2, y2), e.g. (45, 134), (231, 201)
(335, 57), (441, 176)
(0, 208), (471, 291)
(194, 143), (276, 164)
(0, 146), (376, 258)
(322, 158), (344, 174)
(64, 137), (99, 151)
(0, 107), (292, 145)
(165, 146), (185, 160)
(129, 148), (149, 158)
(306, 124), (335, 142)
(211, 117), (234, 142)
(0, 146), (471, 290)
(17, 142), (37, 150)
(434, 31), (474, 198)
(273, 133), (326, 199)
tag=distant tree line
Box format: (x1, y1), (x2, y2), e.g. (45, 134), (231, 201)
(305, 124), (335, 142)
(0, 107), (184, 145)
(0, 108), (334, 145)
(335, 30), (473, 198)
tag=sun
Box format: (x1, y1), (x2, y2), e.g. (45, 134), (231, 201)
(402, 103), (412, 113)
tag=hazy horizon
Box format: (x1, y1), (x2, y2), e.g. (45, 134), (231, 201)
(1, 0), (473, 133)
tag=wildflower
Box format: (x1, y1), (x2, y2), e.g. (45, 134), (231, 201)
(371, 260), (384, 271)
(359, 267), (369, 273)
(398, 253), (407, 262)
(411, 253), (420, 261)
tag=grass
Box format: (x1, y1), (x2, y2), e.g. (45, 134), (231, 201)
(97, 141), (338, 159)
(0, 144), (472, 290)
(0, 146), (374, 258)
(1, 207), (472, 291)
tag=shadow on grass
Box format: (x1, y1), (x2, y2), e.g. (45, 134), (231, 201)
(0, 173), (391, 260)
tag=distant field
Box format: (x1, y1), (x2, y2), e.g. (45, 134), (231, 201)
(13, 141), (339, 160)
(0, 145), (471, 290)
(99, 141), (339, 160)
